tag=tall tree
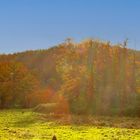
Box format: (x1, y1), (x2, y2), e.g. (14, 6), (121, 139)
(0, 61), (38, 108)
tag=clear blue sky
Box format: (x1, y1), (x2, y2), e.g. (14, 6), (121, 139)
(0, 0), (140, 54)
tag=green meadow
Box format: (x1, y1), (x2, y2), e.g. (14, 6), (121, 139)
(0, 109), (140, 140)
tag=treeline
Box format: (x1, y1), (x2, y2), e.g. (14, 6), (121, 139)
(0, 39), (140, 116)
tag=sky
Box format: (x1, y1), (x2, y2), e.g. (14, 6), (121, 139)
(0, 0), (140, 54)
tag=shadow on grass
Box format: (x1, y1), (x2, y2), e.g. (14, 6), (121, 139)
(38, 113), (140, 129)
(13, 112), (37, 128)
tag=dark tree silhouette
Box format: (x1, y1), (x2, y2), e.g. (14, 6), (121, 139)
(52, 135), (57, 140)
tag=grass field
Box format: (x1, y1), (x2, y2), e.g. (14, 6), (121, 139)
(0, 109), (140, 140)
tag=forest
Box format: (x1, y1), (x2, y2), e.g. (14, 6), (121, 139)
(0, 39), (140, 117)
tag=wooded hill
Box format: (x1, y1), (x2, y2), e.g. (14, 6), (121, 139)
(0, 39), (140, 116)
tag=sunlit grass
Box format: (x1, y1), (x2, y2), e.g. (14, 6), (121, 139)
(0, 109), (140, 140)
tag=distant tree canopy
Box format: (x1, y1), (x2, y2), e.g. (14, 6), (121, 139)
(0, 61), (38, 108)
(0, 39), (140, 116)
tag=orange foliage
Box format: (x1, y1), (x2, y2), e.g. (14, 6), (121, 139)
(25, 87), (55, 107)
(55, 96), (70, 114)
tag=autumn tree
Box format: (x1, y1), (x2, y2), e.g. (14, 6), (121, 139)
(0, 61), (38, 108)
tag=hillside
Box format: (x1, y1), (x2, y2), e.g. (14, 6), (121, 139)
(0, 39), (140, 116)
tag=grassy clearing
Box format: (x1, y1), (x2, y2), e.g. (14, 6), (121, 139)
(0, 109), (140, 140)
